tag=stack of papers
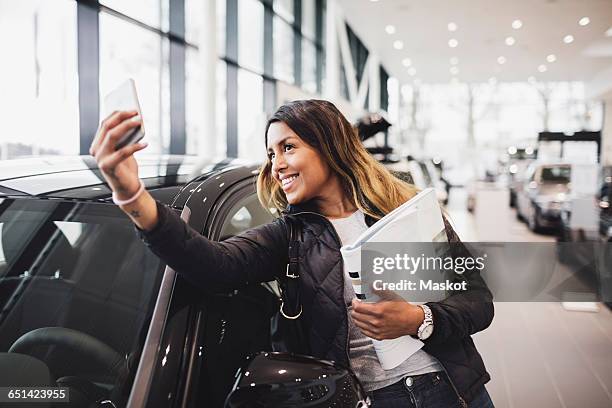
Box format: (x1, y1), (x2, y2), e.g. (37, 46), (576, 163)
(340, 188), (447, 369)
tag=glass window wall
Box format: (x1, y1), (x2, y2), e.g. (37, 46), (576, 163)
(100, 0), (162, 30)
(238, 0), (264, 73)
(273, 0), (293, 24)
(301, 0), (316, 41)
(0, 0), (79, 158)
(237, 69), (265, 161)
(302, 39), (317, 94)
(186, 51), (227, 157)
(0, 0), (329, 160)
(99, 12), (168, 154)
(273, 16), (294, 84)
(185, 0), (226, 55)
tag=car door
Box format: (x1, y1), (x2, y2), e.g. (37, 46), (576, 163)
(130, 168), (273, 408)
(181, 181), (279, 408)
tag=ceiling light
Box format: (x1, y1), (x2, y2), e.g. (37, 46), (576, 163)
(448, 38), (458, 48)
(408, 67), (417, 76)
(578, 17), (590, 26)
(497, 56), (506, 64)
(505, 36), (516, 46)
(450, 66), (459, 75)
(563, 34), (574, 44)
(546, 54), (556, 63)
(370, 0), (380, 2)
(450, 57), (459, 65)
(448, 22), (458, 32)
(402, 58), (412, 67)
(512, 20), (523, 29)
(528, 76), (536, 84)
(393, 40), (404, 50)
(538, 64), (547, 72)
(385, 25), (396, 34)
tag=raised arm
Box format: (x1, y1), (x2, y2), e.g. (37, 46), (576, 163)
(138, 202), (288, 292)
(90, 110), (288, 292)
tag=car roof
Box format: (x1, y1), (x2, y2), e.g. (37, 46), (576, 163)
(0, 155), (259, 205)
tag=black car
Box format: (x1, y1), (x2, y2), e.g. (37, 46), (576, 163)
(0, 156), (367, 408)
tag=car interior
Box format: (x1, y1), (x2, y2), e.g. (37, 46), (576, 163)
(0, 199), (165, 407)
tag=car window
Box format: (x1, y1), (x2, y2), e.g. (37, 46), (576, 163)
(218, 192), (275, 239)
(541, 166), (570, 183)
(0, 199), (166, 407)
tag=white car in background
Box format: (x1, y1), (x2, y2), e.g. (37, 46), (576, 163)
(515, 162), (571, 232)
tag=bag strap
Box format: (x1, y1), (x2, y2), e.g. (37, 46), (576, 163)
(286, 216), (301, 279)
(279, 216), (302, 319)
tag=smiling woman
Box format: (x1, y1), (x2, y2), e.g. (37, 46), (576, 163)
(266, 121), (347, 215)
(90, 99), (494, 407)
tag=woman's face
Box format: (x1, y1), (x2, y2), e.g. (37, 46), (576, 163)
(267, 121), (338, 206)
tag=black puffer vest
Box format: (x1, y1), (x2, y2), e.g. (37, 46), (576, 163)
(282, 202), (494, 405)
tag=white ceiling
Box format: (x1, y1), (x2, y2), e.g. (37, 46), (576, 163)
(338, 0), (612, 85)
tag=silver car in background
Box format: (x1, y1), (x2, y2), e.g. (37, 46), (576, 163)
(516, 163), (571, 232)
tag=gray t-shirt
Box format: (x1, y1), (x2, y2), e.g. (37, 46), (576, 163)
(328, 209), (443, 392)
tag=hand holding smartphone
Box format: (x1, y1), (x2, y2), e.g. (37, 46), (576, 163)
(103, 78), (146, 150)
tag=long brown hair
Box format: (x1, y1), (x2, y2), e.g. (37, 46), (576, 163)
(257, 100), (418, 219)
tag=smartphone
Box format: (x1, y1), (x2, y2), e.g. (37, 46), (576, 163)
(103, 78), (145, 150)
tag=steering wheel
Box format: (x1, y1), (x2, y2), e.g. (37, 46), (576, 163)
(9, 327), (124, 379)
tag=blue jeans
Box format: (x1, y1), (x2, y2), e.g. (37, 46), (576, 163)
(367, 371), (495, 408)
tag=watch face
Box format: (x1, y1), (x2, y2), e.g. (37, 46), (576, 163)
(421, 325), (434, 339)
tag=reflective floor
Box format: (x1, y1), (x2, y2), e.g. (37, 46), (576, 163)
(447, 187), (612, 408)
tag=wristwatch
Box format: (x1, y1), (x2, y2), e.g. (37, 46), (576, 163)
(417, 304), (434, 340)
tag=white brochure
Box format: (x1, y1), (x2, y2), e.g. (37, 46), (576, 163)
(340, 188), (447, 369)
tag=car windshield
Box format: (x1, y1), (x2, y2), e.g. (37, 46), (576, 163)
(540, 166), (570, 183)
(0, 198), (165, 407)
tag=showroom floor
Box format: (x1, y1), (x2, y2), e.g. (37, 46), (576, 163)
(447, 187), (612, 408)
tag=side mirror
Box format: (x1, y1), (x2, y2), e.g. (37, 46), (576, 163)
(225, 352), (370, 407)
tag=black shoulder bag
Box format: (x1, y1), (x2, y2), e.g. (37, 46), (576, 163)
(270, 216), (310, 355)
